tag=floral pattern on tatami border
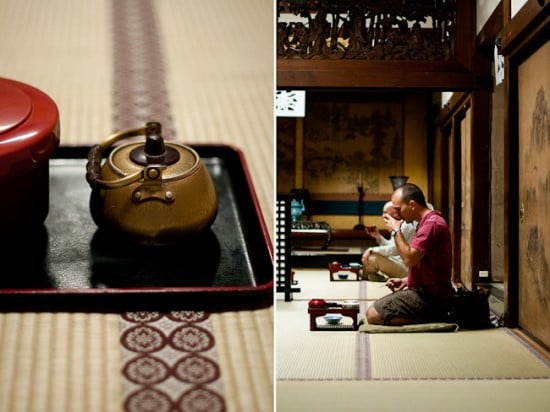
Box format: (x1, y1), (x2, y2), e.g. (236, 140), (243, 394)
(120, 311), (225, 412)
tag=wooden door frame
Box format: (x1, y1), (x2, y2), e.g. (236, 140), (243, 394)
(435, 91), (490, 287)
(500, 0), (549, 326)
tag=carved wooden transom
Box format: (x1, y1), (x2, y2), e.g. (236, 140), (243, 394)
(277, 0), (456, 60)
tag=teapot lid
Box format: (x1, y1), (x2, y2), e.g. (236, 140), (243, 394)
(0, 78), (59, 178)
(128, 122), (180, 166)
(86, 122), (202, 189)
(107, 124), (200, 181)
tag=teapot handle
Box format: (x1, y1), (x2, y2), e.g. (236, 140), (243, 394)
(85, 144), (106, 186)
(85, 124), (151, 189)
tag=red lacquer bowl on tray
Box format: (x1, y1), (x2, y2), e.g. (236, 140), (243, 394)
(0, 78), (60, 230)
(308, 298), (327, 308)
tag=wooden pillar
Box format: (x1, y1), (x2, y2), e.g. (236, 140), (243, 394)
(294, 118), (304, 189)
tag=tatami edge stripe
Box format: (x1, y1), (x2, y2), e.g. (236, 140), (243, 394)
(355, 333), (372, 380)
(503, 328), (550, 368)
(278, 376), (550, 381)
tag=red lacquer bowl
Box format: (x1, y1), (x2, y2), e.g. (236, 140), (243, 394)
(308, 298), (327, 308)
(0, 78), (60, 230)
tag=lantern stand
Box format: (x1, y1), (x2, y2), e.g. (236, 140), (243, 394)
(353, 182), (365, 230)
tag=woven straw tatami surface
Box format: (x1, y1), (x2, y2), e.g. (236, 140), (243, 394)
(277, 379), (550, 412)
(277, 270), (550, 382)
(0, 313), (122, 412)
(290, 269), (392, 301)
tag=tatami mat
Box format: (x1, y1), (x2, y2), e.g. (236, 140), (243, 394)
(277, 268), (550, 382)
(0, 313), (122, 412)
(277, 296), (550, 381)
(368, 328), (550, 379)
(157, 0), (274, 233)
(290, 269), (392, 301)
(277, 380), (550, 412)
(291, 270), (363, 301)
(278, 332), (356, 380)
(0, 0), (113, 143)
(211, 307), (274, 412)
(276, 300), (357, 380)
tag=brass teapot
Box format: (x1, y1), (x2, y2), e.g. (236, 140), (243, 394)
(86, 122), (217, 245)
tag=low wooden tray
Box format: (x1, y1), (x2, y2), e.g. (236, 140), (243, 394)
(0, 145), (273, 312)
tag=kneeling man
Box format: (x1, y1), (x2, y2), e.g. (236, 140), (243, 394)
(366, 183), (454, 325)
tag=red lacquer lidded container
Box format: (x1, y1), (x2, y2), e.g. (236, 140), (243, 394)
(0, 78), (60, 230)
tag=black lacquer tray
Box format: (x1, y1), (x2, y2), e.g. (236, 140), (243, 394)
(0, 145), (273, 312)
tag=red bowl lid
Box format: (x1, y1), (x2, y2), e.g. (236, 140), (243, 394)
(0, 78), (59, 179)
(308, 298), (327, 308)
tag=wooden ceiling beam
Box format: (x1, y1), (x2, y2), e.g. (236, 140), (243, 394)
(277, 59), (490, 90)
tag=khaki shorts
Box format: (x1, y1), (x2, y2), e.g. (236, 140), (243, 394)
(373, 289), (436, 324)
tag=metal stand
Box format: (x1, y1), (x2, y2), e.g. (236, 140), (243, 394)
(276, 194), (301, 301)
(353, 184), (365, 230)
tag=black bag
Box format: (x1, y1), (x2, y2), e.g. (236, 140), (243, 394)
(448, 287), (492, 329)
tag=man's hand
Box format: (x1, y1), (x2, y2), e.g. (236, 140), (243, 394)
(385, 277), (407, 292)
(383, 213), (402, 231)
(364, 226), (381, 242)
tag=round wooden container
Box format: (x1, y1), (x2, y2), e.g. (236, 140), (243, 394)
(0, 78), (60, 230)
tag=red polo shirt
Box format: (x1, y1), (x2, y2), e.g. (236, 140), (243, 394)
(408, 210), (454, 296)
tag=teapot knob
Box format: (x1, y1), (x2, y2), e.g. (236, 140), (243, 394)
(129, 121), (180, 166)
(144, 122), (165, 158)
